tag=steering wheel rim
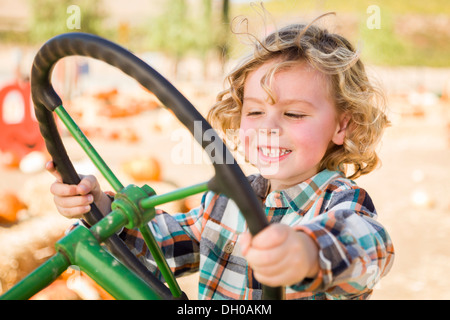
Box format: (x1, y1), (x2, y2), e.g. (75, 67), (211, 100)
(31, 32), (282, 300)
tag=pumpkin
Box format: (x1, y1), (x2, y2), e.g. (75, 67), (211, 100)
(0, 192), (27, 224)
(93, 88), (118, 101)
(119, 127), (139, 143)
(30, 279), (81, 300)
(107, 129), (121, 141)
(121, 156), (162, 182)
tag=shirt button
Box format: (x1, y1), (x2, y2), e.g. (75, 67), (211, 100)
(224, 241), (235, 254)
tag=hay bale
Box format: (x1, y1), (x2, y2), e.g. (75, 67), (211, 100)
(0, 215), (74, 295)
(19, 172), (58, 218)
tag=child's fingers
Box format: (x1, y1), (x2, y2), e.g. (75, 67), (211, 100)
(46, 161), (102, 219)
(77, 176), (94, 195)
(242, 225), (292, 269)
(50, 181), (94, 219)
(57, 203), (92, 219)
(50, 180), (81, 197)
(54, 193), (94, 211)
(244, 240), (287, 268)
(77, 175), (102, 202)
(45, 160), (63, 183)
(49, 179), (92, 200)
(250, 263), (289, 287)
(46, 161), (94, 193)
(250, 224), (289, 250)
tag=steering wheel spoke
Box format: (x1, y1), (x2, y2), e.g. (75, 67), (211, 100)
(54, 105), (125, 192)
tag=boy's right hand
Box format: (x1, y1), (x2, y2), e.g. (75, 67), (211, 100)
(46, 160), (104, 219)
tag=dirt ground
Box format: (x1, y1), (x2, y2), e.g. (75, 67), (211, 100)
(1, 52), (450, 299)
(358, 103), (450, 299)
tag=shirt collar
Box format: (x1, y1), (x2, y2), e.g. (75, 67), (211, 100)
(250, 169), (344, 211)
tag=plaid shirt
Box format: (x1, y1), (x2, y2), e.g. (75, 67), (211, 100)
(120, 169), (394, 300)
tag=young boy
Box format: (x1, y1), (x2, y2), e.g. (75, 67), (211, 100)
(47, 16), (394, 300)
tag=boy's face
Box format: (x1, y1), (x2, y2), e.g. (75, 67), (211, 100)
(239, 61), (347, 191)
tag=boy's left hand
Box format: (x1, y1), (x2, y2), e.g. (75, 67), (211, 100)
(240, 224), (319, 287)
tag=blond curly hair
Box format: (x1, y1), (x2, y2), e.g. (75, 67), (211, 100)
(207, 14), (389, 179)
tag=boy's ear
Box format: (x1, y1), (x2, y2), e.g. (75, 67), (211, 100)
(332, 113), (351, 146)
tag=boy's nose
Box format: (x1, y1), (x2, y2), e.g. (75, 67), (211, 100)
(258, 128), (280, 136)
(260, 116), (281, 136)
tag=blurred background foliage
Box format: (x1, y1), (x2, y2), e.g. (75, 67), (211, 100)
(0, 0), (448, 67)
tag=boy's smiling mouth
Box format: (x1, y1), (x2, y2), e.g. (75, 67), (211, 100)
(258, 146), (292, 162)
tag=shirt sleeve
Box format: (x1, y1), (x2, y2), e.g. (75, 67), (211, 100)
(119, 191), (214, 280)
(291, 186), (395, 299)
